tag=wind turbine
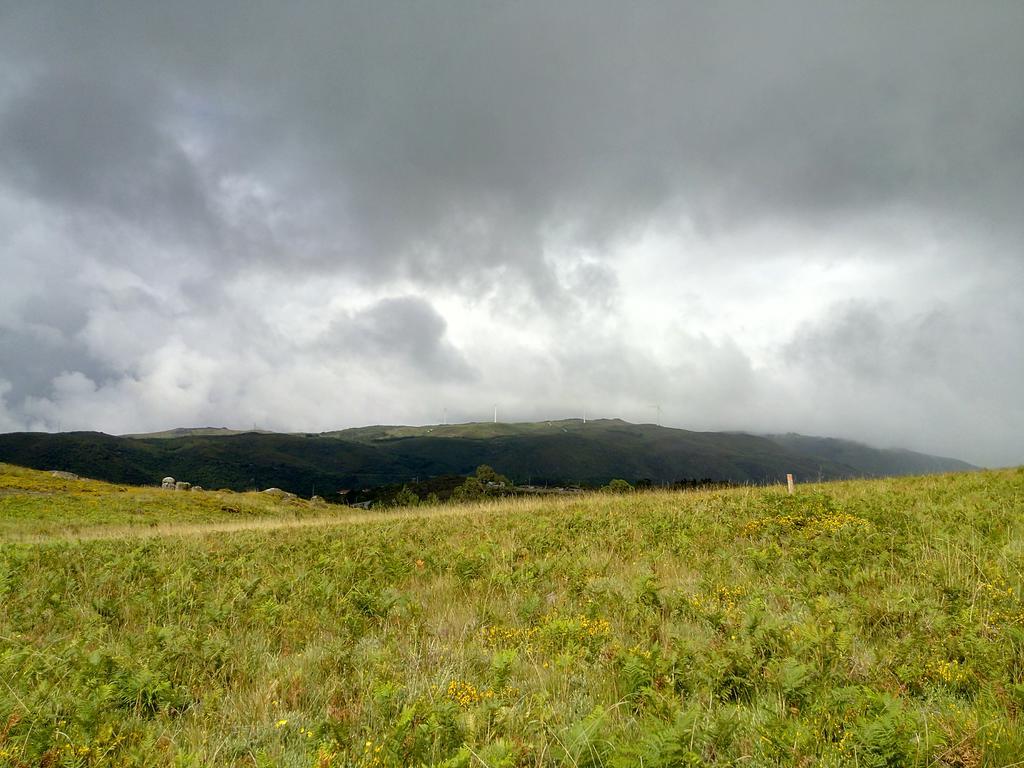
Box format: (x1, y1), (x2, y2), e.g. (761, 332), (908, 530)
(650, 404), (662, 426)
(493, 404), (498, 424)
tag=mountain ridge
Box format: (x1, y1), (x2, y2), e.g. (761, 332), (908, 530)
(0, 419), (975, 498)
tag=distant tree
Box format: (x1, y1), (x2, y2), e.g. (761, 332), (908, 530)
(392, 485), (420, 507)
(474, 464), (510, 487)
(603, 478), (634, 494)
(451, 476), (485, 502)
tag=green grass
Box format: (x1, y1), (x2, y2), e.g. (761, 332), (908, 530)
(0, 464), (347, 539)
(324, 419), (599, 441)
(1, 464), (1023, 766)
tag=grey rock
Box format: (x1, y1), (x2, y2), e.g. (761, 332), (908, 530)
(262, 487), (297, 499)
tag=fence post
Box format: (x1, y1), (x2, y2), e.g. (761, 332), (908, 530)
(786, 473), (795, 495)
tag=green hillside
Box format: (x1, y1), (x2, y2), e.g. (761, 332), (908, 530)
(0, 419), (973, 497)
(762, 433), (980, 476)
(121, 427), (274, 439)
(1, 463), (1022, 766)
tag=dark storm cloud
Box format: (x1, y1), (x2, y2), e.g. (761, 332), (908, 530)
(0, 70), (216, 245)
(5, 2), (1022, 278)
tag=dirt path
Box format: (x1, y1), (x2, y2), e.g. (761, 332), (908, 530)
(1, 502), (516, 544)
(0, 499), (557, 548)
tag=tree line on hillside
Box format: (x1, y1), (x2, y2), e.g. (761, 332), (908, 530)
(345, 466), (738, 508)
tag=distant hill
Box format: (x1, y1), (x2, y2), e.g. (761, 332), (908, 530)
(760, 433), (976, 477)
(121, 426), (274, 439)
(0, 419), (974, 497)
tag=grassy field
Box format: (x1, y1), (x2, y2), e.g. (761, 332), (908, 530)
(1, 463), (1023, 766)
(0, 464), (355, 540)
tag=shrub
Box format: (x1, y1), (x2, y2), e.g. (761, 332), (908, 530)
(604, 478), (634, 494)
(451, 476), (485, 502)
(391, 486), (420, 507)
(474, 464), (511, 487)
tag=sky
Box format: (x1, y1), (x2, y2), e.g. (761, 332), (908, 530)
(0, 2), (1022, 467)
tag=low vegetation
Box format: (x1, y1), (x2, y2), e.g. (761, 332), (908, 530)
(1, 463), (1023, 766)
(0, 464), (348, 540)
(602, 479), (634, 494)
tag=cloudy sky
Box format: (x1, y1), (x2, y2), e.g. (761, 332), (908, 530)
(1, 2), (1022, 466)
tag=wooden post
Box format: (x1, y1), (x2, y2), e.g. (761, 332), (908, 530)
(786, 473), (795, 495)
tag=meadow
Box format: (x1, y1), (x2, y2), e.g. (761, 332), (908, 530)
(1, 463), (1023, 766)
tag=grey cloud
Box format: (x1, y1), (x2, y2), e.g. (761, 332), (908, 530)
(5, 2), (1021, 283)
(782, 296), (1024, 465)
(0, 269), (114, 406)
(20, 288), (91, 338)
(785, 302), (892, 380)
(0, 70), (216, 245)
(327, 296), (474, 382)
(0, 323), (114, 405)
(0, 276), (180, 409)
(785, 297), (1024, 400)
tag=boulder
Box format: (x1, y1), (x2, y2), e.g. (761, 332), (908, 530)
(49, 470), (79, 480)
(161, 477), (176, 490)
(175, 481), (191, 491)
(191, 486), (203, 492)
(261, 487), (297, 499)
(310, 495), (325, 505)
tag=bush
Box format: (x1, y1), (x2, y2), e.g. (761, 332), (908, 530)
(451, 476), (485, 502)
(475, 464), (511, 487)
(392, 486), (420, 507)
(451, 466), (513, 503)
(603, 479), (634, 494)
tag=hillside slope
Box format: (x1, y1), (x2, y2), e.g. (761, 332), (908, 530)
(0, 419), (973, 495)
(762, 433), (977, 476)
(1, 464), (1022, 765)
